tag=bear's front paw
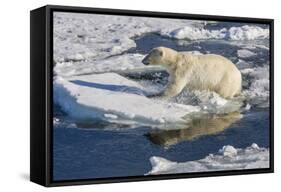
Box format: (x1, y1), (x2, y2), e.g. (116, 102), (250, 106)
(146, 92), (170, 100)
(146, 92), (165, 98)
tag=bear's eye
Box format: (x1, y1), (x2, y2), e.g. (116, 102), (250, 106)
(152, 49), (163, 56)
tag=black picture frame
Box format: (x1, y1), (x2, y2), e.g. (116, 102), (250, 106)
(30, 4), (274, 187)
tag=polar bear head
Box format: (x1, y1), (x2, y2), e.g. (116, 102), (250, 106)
(142, 47), (179, 68)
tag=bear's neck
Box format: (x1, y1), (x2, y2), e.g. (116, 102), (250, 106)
(164, 50), (180, 66)
(166, 53), (194, 73)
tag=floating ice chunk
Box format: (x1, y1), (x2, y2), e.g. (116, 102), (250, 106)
(241, 66), (270, 102)
(167, 26), (226, 40)
(237, 49), (257, 58)
(54, 53), (148, 77)
(104, 113), (118, 119)
(148, 157), (176, 174)
(254, 45), (270, 50)
(241, 68), (255, 74)
(53, 116), (78, 128)
(219, 145), (237, 157)
(165, 25), (269, 41)
(228, 25), (269, 40)
(251, 143), (260, 150)
(250, 79), (269, 92)
(235, 59), (252, 69)
(148, 143), (269, 175)
(66, 123), (77, 128)
(242, 44), (269, 51)
(54, 73), (200, 126)
(209, 95), (228, 106)
(244, 103), (251, 111)
(53, 118), (60, 126)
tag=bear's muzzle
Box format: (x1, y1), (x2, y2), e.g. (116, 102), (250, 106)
(142, 56), (150, 65)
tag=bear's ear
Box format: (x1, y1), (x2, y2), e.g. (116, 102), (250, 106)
(158, 49), (164, 57)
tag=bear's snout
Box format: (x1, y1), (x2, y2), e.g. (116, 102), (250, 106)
(142, 56), (150, 65)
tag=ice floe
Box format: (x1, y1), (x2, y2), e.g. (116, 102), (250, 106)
(228, 25), (269, 40)
(54, 73), (200, 126)
(165, 25), (269, 41)
(148, 143), (269, 174)
(54, 53), (150, 77)
(165, 26), (226, 40)
(237, 49), (257, 58)
(241, 66), (270, 103)
(54, 12), (204, 64)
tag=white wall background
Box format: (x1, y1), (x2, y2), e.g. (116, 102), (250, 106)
(0, 0), (279, 191)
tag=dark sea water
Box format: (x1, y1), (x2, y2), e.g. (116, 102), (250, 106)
(53, 109), (269, 180)
(53, 25), (270, 181)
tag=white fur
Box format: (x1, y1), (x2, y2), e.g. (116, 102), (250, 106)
(142, 47), (242, 98)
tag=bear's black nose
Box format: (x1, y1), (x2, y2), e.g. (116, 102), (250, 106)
(142, 57), (149, 65)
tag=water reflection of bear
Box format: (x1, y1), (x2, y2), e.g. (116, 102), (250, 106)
(146, 112), (242, 147)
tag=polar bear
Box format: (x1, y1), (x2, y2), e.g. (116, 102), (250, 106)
(142, 47), (242, 99)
